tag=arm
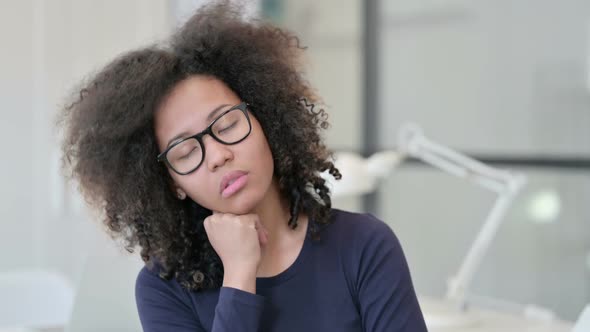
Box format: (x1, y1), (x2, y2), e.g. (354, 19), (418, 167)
(355, 215), (428, 332)
(211, 287), (265, 331)
(135, 267), (266, 332)
(135, 267), (206, 332)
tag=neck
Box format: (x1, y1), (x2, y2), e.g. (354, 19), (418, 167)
(251, 178), (309, 278)
(251, 178), (306, 250)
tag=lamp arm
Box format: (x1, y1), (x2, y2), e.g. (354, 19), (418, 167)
(397, 124), (526, 309)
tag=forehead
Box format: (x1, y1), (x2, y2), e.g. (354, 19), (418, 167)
(154, 76), (241, 147)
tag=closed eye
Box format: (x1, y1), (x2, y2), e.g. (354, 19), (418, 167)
(218, 121), (238, 134)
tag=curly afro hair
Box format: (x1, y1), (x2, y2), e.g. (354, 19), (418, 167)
(58, 1), (341, 291)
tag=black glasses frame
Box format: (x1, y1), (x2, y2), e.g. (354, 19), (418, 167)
(157, 102), (252, 175)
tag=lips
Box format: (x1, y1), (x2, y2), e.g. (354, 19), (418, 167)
(219, 170), (248, 195)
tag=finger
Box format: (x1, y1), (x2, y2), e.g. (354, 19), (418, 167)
(203, 218), (211, 233)
(259, 225), (270, 245)
(254, 218), (268, 245)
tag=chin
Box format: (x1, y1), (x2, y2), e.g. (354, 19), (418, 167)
(223, 199), (258, 215)
(220, 190), (263, 215)
(215, 175), (273, 215)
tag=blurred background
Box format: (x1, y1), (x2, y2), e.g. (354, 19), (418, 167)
(0, 0), (588, 331)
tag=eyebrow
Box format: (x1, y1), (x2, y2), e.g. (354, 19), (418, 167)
(166, 104), (232, 148)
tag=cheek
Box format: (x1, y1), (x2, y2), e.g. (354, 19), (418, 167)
(173, 171), (216, 203)
(248, 121), (274, 164)
(264, 144), (274, 171)
(251, 133), (274, 171)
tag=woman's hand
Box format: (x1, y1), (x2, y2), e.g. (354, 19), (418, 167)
(203, 212), (268, 293)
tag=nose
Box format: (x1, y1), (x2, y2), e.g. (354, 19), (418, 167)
(203, 135), (233, 172)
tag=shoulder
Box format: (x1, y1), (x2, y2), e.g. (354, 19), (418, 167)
(325, 209), (406, 268)
(135, 264), (162, 289)
(136, 264), (172, 296)
(135, 263), (193, 310)
(326, 208), (399, 246)
(135, 264), (209, 330)
(135, 258), (167, 290)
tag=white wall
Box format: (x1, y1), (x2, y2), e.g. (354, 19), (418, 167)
(378, 0), (590, 320)
(0, 0), (173, 283)
(0, 0), (35, 270)
(278, 0), (364, 212)
(380, 0), (590, 155)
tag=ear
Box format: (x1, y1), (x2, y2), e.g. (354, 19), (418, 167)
(175, 187), (187, 200)
(168, 180), (187, 200)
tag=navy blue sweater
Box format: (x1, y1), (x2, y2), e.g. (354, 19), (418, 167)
(135, 209), (427, 331)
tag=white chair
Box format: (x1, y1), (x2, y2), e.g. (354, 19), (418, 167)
(572, 304), (590, 332)
(0, 269), (74, 331)
(64, 232), (144, 332)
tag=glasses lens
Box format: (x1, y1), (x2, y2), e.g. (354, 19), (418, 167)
(212, 108), (250, 144)
(167, 138), (203, 174)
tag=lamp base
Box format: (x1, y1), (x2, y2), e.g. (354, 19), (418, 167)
(419, 297), (573, 332)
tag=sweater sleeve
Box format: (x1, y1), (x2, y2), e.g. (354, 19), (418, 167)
(354, 214), (428, 332)
(135, 267), (205, 332)
(135, 267), (266, 332)
(211, 287), (266, 331)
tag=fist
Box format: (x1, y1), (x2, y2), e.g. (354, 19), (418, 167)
(203, 212), (269, 275)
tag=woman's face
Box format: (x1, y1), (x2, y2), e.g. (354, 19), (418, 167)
(154, 75), (275, 214)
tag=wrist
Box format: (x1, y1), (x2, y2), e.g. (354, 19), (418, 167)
(222, 267), (257, 294)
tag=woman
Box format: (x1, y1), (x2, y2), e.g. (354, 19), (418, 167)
(59, 2), (427, 331)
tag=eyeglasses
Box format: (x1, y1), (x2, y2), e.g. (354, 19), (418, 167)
(157, 102), (252, 175)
